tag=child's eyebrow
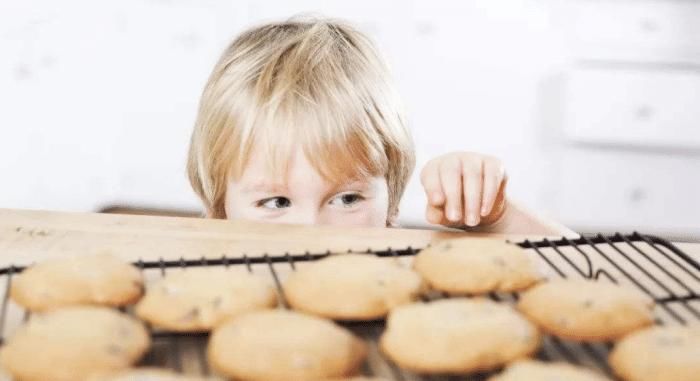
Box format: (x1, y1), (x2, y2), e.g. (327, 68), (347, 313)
(333, 179), (371, 191)
(241, 182), (288, 194)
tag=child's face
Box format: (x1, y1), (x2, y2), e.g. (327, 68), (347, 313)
(224, 145), (391, 227)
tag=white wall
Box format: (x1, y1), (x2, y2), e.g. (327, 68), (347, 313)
(0, 0), (249, 212)
(1, 0), (699, 238)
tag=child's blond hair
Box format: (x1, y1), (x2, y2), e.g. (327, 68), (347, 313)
(187, 18), (415, 219)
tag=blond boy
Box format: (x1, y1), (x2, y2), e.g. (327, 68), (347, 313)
(187, 18), (545, 233)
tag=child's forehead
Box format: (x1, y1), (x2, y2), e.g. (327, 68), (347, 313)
(238, 140), (375, 185)
(238, 177), (373, 195)
(238, 148), (373, 192)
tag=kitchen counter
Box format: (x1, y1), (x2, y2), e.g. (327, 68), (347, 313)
(0, 207), (574, 267)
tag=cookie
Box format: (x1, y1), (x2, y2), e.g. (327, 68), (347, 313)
(413, 238), (541, 294)
(609, 325), (700, 381)
(284, 254), (424, 320)
(135, 268), (277, 331)
(0, 306), (150, 381)
(208, 310), (367, 381)
(380, 298), (540, 374)
(10, 253), (143, 311)
(88, 368), (216, 380)
(517, 279), (654, 341)
(488, 360), (612, 381)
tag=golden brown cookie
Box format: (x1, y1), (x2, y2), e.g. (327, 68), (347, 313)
(284, 254), (424, 320)
(488, 360), (612, 381)
(413, 238), (542, 294)
(380, 298), (540, 374)
(208, 310), (367, 381)
(88, 368), (216, 380)
(0, 306), (150, 381)
(609, 325), (700, 381)
(517, 279), (655, 341)
(135, 268), (277, 331)
(10, 253), (143, 311)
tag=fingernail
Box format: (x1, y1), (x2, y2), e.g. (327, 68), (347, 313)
(448, 209), (460, 222)
(467, 214), (479, 227)
(481, 206), (489, 217)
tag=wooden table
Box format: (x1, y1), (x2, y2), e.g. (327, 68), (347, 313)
(0, 208), (572, 267)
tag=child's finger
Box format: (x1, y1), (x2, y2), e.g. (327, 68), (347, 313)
(419, 162), (445, 206)
(425, 203), (447, 225)
(481, 160), (506, 217)
(481, 177), (508, 225)
(426, 204), (466, 227)
(439, 158), (463, 223)
(462, 160), (483, 227)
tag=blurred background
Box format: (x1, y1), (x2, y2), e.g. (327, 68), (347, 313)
(1, 0), (699, 241)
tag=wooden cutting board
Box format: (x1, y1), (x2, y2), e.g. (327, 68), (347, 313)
(0, 208), (565, 267)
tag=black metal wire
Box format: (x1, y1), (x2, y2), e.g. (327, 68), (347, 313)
(523, 239), (567, 278)
(170, 334), (182, 373)
(638, 233), (700, 281)
(580, 235), (687, 324)
(0, 234), (697, 378)
(546, 336), (581, 365)
(0, 266), (15, 344)
(601, 234), (677, 298)
(560, 237), (594, 279)
(543, 238), (590, 278)
(264, 254), (289, 309)
(197, 336), (211, 375)
(285, 252), (296, 271)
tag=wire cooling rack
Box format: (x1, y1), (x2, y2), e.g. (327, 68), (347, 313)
(0, 232), (698, 380)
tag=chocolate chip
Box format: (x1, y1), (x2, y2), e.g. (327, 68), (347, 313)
(106, 344), (123, 356)
(180, 307), (200, 322)
(491, 257), (507, 267)
(132, 280), (144, 292)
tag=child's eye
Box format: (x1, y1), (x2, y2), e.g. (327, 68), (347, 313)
(257, 197), (291, 209)
(329, 193), (365, 207)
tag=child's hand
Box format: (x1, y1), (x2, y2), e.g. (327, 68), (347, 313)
(420, 152), (507, 228)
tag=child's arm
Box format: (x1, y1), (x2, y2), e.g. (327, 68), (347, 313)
(419, 152), (573, 236)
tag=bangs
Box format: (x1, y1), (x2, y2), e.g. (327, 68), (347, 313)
(230, 84), (389, 187)
(227, 21), (392, 186)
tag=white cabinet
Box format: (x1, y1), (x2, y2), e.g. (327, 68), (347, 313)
(562, 0), (700, 64)
(563, 67), (700, 149)
(553, 149), (700, 235)
(549, 0), (700, 238)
